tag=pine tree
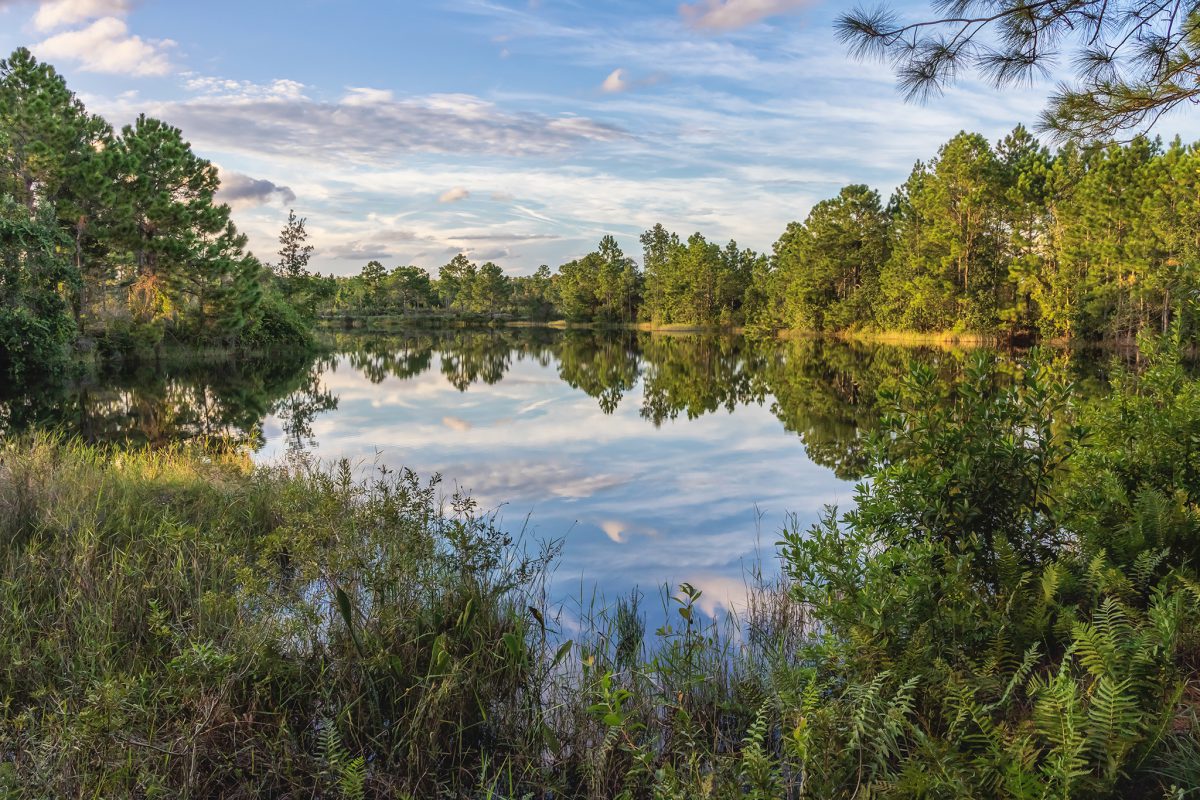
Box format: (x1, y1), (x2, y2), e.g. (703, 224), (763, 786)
(0, 197), (77, 376)
(275, 209), (313, 280)
(0, 48), (113, 327)
(996, 125), (1054, 336)
(774, 185), (888, 331)
(882, 133), (1006, 331)
(639, 223), (680, 324)
(105, 115), (228, 331)
(437, 254), (475, 309)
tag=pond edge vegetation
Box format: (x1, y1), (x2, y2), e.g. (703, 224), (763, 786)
(5, 333), (1200, 797)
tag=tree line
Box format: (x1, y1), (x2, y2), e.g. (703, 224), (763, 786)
(0, 48), (316, 379)
(328, 125), (1200, 343)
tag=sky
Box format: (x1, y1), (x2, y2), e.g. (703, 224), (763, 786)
(2, 0), (1199, 277)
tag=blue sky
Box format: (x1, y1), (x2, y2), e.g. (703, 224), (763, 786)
(3, 0), (1198, 276)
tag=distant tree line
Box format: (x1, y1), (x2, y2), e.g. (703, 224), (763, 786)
(0, 48), (315, 379)
(328, 126), (1200, 343)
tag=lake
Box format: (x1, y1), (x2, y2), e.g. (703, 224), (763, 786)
(0, 329), (1105, 615)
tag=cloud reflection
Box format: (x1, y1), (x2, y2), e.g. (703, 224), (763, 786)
(253, 331), (939, 608)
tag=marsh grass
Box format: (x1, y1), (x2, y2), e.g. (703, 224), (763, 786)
(0, 435), (799, 798)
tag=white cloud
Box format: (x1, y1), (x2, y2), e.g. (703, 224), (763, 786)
(438, 187), (471, 204)
(106, 89), (626, 165)
(34, 16), (172, 76)
(185, 75), (307, 102)
(679, 0), (814, 31)
(601, 68), (628, 93)
(33, 0), (131, 30)
(600, 521), (626, 543)
(343, 86), (395, 106)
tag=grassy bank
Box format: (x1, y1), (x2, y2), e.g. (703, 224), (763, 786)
(0, 436), (792, 798)
(5, 338), (1200, 798)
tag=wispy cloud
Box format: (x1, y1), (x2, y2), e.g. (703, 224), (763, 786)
(678, 0), (815, 31)
(184, 75), (307, 101)
(116, 85), (627, 165)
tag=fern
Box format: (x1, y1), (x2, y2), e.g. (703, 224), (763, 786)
(1031, 666), (1089, 798)
(319, 720), (366, 800)
(1132, 547), (1170, 590)
(1085, 675), (1141, 781)
(739, 699), (781, 799)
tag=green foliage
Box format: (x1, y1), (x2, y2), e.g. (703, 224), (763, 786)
(774, 339), (1200, 798)
(639, 229), (752, 327)
(0, 436), (557, 797)
(772, 184), (887, 331)
(0, 197), (77, 378)
(882, 132), (1008, 331)
(0, 48), (313, 361)
(557, 235), (642, 323)
(274, 208), (313, 280)
(242, 286), (313, 347)
(744, 128), (1200, 342)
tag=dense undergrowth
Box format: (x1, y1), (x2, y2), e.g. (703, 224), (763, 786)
(3, 334), (1200, 798)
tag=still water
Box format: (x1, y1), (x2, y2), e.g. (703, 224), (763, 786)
(0, 329), (1098, 613)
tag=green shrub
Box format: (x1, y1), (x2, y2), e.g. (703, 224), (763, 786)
(0, 197), (77, 379)
(241, 288), (314, 348)
(776, 346), (1200, 799)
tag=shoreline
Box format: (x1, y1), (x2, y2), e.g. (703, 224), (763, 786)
(317, 314), (1160, 350)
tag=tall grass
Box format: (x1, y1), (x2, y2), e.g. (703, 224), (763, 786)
(0, 435), (798, 798)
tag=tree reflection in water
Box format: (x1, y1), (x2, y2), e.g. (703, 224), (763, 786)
(0, 330), (1070, 479)
(0, 350), (338, 452)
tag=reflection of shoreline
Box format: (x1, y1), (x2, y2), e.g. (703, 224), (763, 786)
(0, 349), (335, 450)
(277, 336), (863, 573)
(4, 330), (1100, 484)
(6, 330), (1085, 620)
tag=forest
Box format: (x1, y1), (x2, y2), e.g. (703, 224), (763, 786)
(323, 127), (1200, 342)
(7, 41), (1200, 387)
(0, 48), (316, 381)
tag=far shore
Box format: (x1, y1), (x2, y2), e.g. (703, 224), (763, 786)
(315, 312), (1160, 350)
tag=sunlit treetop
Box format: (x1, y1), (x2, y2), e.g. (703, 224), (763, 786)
(838, 1), (1200, 140)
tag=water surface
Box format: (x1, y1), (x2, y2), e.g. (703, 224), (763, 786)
(2, 329), (1097, 613)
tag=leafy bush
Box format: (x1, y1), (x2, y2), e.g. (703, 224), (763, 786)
(241, 287), (314, 348)
(777, 345), (1200, 798)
